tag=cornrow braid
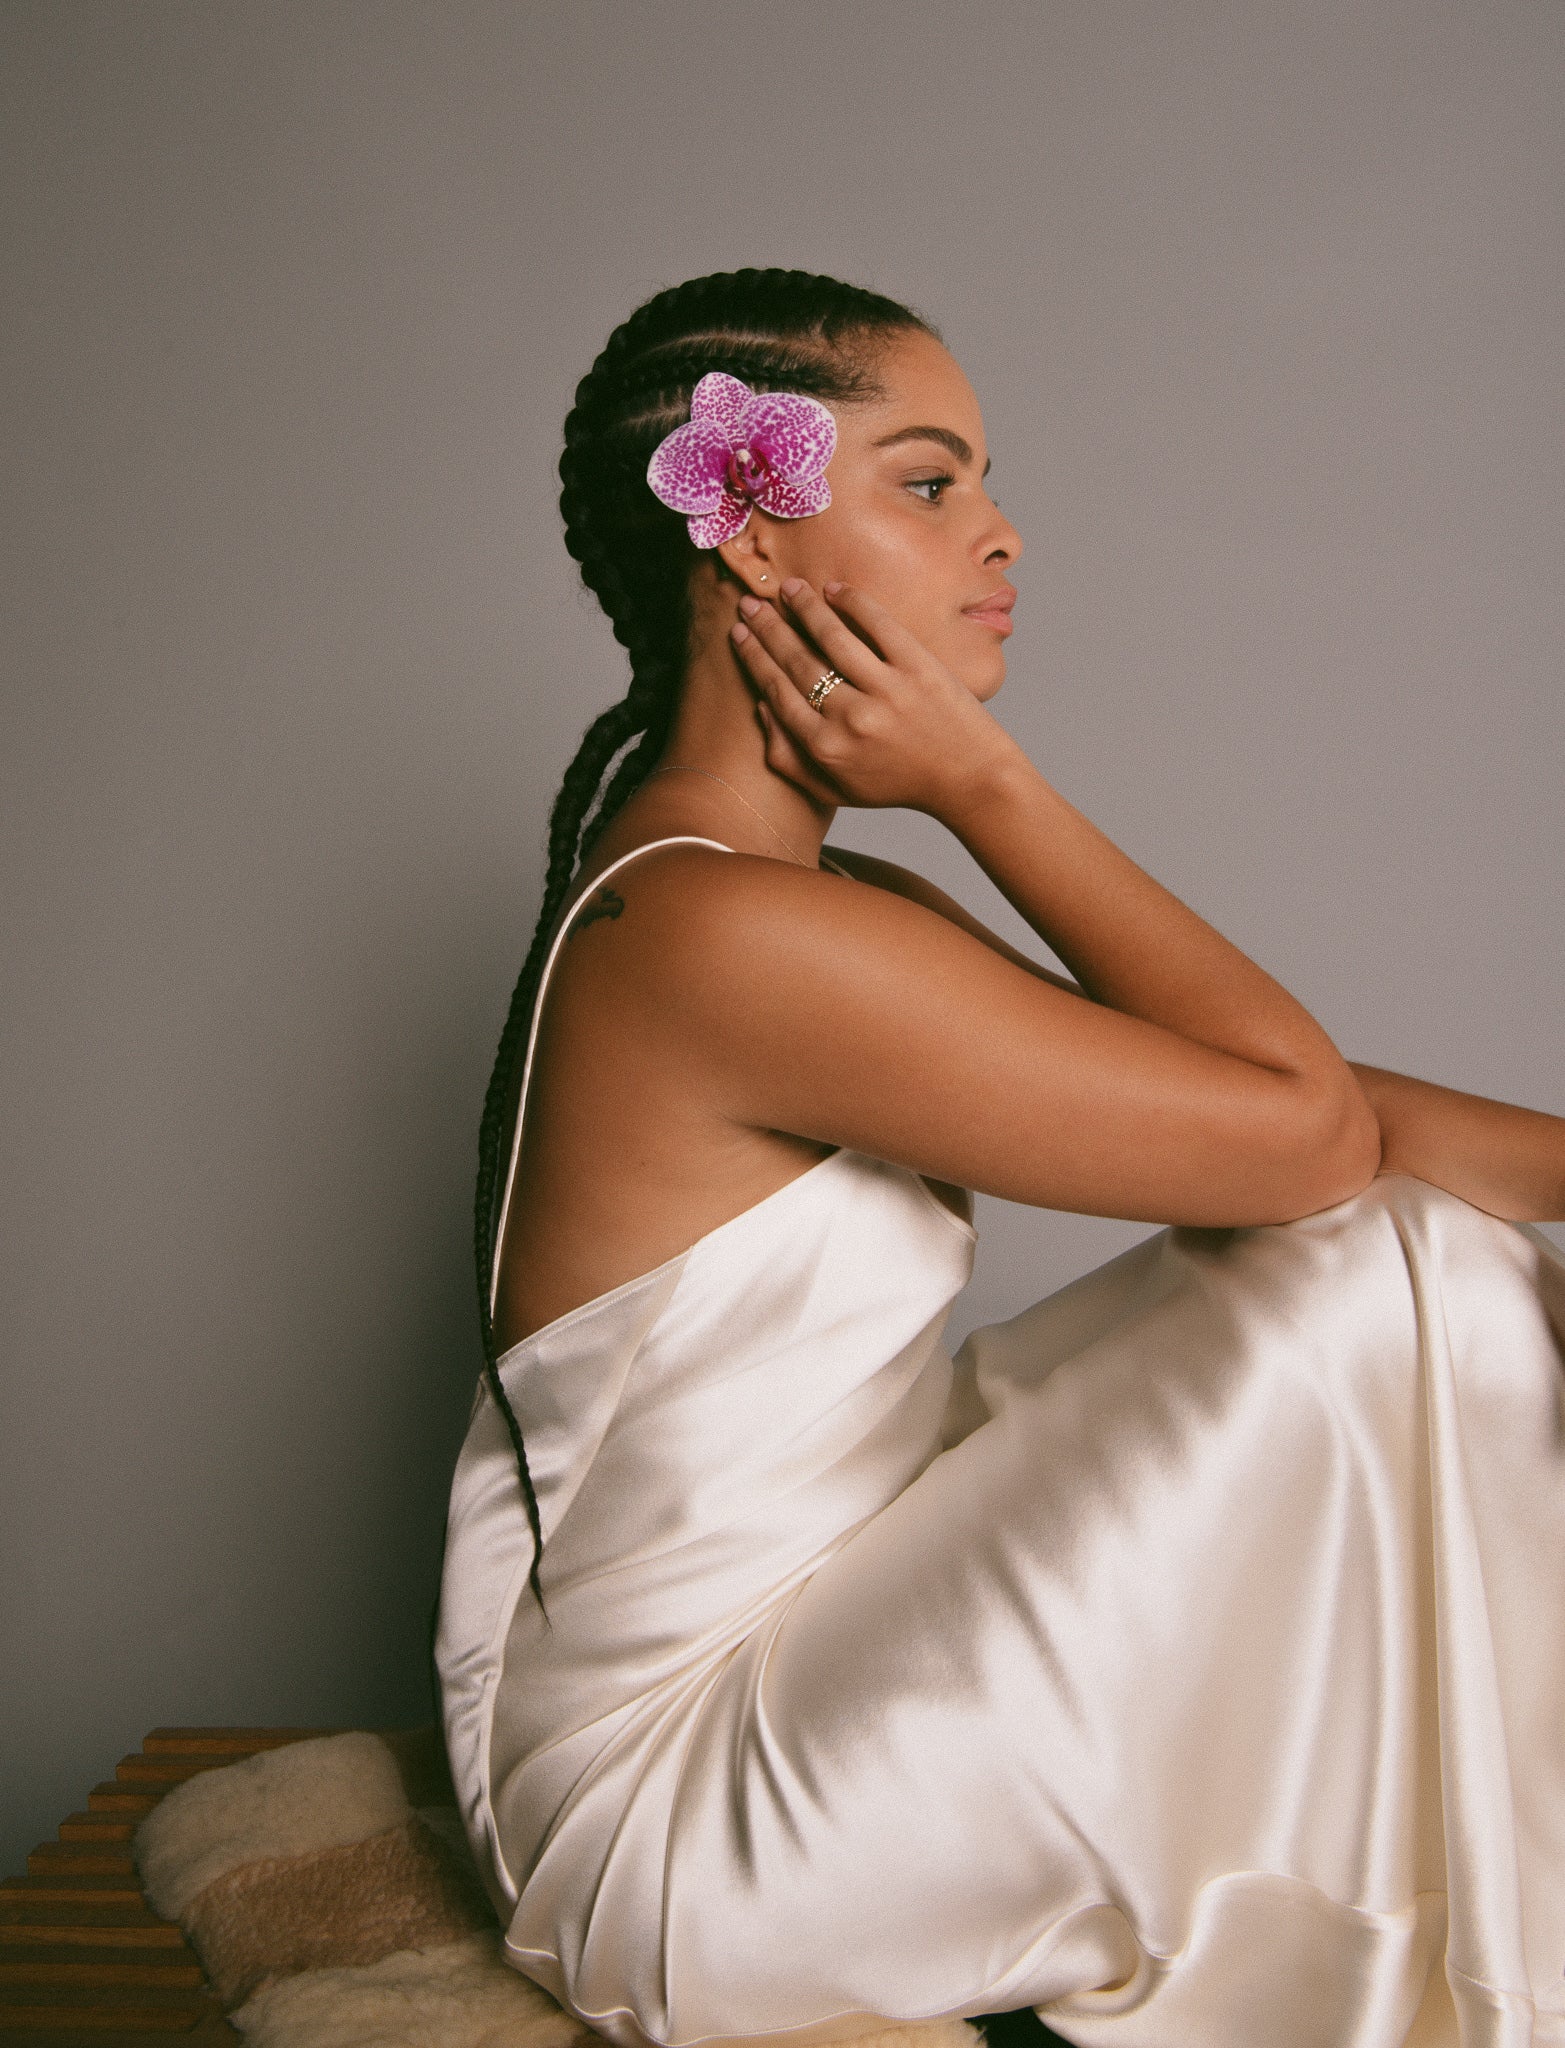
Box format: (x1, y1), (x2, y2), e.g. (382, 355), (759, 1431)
(475, 270), (934, 1615)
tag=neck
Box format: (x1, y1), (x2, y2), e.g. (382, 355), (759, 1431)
(633, 627), (837, 867)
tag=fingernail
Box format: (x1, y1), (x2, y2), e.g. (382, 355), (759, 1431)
(738, 594), (761, 617)
(824, 580), (844, 596)
(781, 577), (804, 598)
(731, 620), (750, 642)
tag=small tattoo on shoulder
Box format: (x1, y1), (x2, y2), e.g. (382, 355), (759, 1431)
(568, 886), (625, 937)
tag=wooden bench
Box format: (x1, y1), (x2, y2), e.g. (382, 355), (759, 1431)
(0, 1727), (335, 2044)
(3, 1729), (1065, 2048)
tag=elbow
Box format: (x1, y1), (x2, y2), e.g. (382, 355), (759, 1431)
(1319, 1087), (1384, 1210)
(1272, 1072), (1383, 1220)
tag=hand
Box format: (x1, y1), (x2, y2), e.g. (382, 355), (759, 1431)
(730, 578), (1023, 822)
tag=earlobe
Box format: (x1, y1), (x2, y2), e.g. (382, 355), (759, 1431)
(715, 522), (780, 598)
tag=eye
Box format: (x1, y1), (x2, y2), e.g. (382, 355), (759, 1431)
(907, 472), (956, 505)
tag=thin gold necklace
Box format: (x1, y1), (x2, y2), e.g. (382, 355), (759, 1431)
(644, 763), (813, 868)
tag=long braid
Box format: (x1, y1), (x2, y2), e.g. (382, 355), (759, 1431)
(472, 271), (934, 1617)
(471, 688), (652, 1616)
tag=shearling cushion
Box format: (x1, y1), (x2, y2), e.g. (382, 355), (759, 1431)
(228, 1931), (590, 2048)
(134, 1728), (983, 2048)
(182, 1814), (495, 2005)
(137, 1731), (412, 1920)
(233, 1936), (982, 2048)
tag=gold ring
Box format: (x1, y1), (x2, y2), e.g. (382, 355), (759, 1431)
(807, 670), (844, 710)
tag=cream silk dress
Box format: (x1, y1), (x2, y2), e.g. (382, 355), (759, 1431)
(436, 836), (1565, 2048)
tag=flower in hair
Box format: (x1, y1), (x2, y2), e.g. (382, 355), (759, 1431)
(646, 372), (836, 549)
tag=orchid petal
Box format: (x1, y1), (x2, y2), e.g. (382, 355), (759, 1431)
(688, 490), (753, 550)
(647, 420), (732, 514)
(688, 372), (751, 437)
(755, 474), (832, 521)
(742, 391), (836, 484)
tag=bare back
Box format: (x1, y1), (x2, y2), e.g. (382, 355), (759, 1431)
(490, 836), (992, 1355)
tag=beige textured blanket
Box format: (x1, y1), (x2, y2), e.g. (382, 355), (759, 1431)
(134, 1728), (981, 2048)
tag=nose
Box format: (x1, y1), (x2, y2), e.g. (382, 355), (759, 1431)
(978, 496), (1023, 569)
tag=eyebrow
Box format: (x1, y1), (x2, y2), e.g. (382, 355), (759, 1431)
(872, 425), (992, 478)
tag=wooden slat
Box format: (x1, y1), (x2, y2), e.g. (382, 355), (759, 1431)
(82, 1793), (155, 1820)
(0, 2023), (237, 2048)
(0, 1980), (213, 2028)
(24, 1857), (134, 1883)
(109, 1762), (228, 1790)
(0, 2015), (206, 2034)
(0, 1907), (186, 1949)
(138, 1730), (331, 1757)
(0, 1886), (144, 1911)
(0, 2025), (236, 2047)
(0, 1949), (203, 1989)
(53, 1824), (132, 1849)
(0, 1987), (210, 2015)
(0, 2031), (233, 2048)
(0, 2037), (209, 2047)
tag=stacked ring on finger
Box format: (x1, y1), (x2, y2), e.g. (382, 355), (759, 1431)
(807, 669), (845, 710)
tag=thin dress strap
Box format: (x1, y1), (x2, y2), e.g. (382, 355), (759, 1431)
(488, 835), (735, 1317)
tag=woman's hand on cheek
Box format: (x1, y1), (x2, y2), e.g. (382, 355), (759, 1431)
(731, 579), (1020, 819)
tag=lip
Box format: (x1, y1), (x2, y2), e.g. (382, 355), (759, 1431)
(961, 584), (1017, 635)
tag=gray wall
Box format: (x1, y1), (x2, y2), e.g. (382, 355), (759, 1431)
(3, 0), (1560, 1874)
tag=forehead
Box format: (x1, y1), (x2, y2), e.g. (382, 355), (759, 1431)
(847, 329), (985, 450)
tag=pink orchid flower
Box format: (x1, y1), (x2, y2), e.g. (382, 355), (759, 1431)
(646, 372), (837, 549)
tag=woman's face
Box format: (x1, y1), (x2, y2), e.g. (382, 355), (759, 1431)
(725, 328), (1024, 701)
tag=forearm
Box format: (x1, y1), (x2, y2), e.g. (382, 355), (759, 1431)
(1349, 1064), (1565, 1221)
(944, 750), (1358, 1093)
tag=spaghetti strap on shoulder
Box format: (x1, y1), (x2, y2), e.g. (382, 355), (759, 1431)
(488, 834), (734, 1315)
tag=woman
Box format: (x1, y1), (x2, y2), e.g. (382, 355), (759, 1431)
(436, 269), (1565, 2048)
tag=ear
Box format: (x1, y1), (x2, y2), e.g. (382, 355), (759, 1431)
(715, 514), (780, 597)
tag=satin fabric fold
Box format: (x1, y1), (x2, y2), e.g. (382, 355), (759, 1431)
(439, 1161), (1564, 2048)
(435, 839), (1564, 2047)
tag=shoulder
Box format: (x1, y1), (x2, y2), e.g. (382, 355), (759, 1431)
(600, 837), (931, 961)
(594, 843), (1090, 1186)
(563, 838), (1075, 1007)
(820, 844), (1080, 989)
(571, 836), (941, 926)
(561, 837), (980, 1017)
(819, 844), (965, 918)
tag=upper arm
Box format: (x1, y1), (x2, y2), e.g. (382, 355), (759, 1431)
(637, 849), (1369, 1229)
(820, 844), (1083, 994)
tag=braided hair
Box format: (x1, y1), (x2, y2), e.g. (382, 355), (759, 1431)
(477, 269), (933, 1615)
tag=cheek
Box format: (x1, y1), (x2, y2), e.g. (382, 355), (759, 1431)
(773, 503), (1004, 695)
(783, 509), (947, 622)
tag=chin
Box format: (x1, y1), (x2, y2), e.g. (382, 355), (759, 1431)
(961, 651), (1007, 702)
(940, 621), (1010, 701)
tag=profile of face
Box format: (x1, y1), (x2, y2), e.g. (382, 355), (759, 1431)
(716, 329), (1024, 702)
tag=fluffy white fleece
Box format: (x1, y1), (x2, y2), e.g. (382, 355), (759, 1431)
(230, 1933), (594, 2048)
(136, 1732), (411, 1919)
(231, 1934), (981, 2048)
